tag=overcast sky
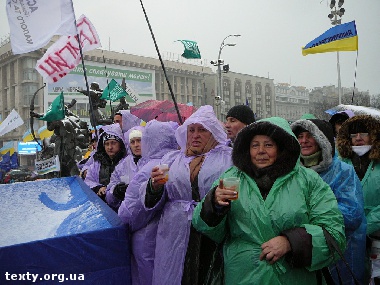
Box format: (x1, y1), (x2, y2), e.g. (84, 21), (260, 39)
(1, 0), (379, 94)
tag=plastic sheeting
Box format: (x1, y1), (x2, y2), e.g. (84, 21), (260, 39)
(0, 176), (130, 284)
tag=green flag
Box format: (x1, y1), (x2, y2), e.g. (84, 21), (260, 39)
(101, 79), (136, 102)
(39, 92), (65, 122)
(177, 40), (201, 59)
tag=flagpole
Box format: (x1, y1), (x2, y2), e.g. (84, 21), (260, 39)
(69, 1), (99, 140)
(30, 83), (46, 149)
(138, 0), (183, 124)
(351, 50), (359, 104)
(102, 51), (113, 119)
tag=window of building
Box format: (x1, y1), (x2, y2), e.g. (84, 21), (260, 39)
(23, 83), (38, 105)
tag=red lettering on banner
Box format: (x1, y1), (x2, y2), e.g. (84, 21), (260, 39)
(36, 15), (101, 83)
(64, 41), (81, 58)
(76, 17), (99, 46)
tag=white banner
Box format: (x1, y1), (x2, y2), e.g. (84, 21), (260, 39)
(0, 109), (24, 136)
(124, 83), (139, 103)
(6, 0), (77, 54)
(35, 155), (60, 175)
(35, 14), (101, 84)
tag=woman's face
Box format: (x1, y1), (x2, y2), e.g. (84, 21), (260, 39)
(187, 123), (212, 153)
(250, 135), (278, 168)
(297, 131), (320, 156)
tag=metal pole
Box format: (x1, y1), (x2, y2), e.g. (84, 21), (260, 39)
(337, 51), (342, 104)
(333, 6), (342, 105)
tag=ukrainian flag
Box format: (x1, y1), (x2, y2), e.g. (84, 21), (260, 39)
(302, 21), (358, 56)
(0, 141), (15, 155)
(22, 129), (36, 142)
(38, 125), (54, 140)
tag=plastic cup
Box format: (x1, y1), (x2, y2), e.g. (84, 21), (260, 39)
(158, 164), (169, 182)
(223, 177), (240, 200)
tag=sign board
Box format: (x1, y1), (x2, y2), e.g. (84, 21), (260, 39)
(18, 142), (42, 155)
(45, 62), (156, 120)
(35, 155), (60, 175)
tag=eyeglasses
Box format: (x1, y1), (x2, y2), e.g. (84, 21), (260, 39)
(350, 133), (369, 138)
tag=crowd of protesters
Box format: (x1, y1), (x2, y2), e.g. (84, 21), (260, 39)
(79, 103), (379, 285)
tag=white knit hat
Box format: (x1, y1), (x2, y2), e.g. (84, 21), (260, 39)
(129, 129), (142, 141)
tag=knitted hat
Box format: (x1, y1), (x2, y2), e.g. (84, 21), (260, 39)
(129, 129), (142, 141)
(226, 105), (255, 125)
(102, 133), (123, 144)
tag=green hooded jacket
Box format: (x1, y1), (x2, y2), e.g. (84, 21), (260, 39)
(192, 117), (346, 285)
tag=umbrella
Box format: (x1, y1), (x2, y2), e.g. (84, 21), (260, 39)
(130, 100), (197, 124)
(325, 104), (380, 120)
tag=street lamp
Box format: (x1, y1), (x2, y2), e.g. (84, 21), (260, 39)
(210, 34), (241, 118)
(328, 0), (345, 104)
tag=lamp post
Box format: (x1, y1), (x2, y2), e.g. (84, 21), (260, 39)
(211, 34), (241, 119)
(328, 0), (345, 104)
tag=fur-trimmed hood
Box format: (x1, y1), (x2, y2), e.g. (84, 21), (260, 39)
(336, 115), (380, 160)
(291, 119), (335, 173)
(233, 117), (300, 179)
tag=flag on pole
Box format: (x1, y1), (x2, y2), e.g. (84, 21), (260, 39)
(100, 79), (136, 102)
(38, 125), (54, 140)
(22, 129), (35, 142)
(0, 109), (24, 136)
(38, 92), (65, 122)
(176, 40), (201, 59)
(10, 152), (19, 169)
(0, 152), (11, 173)
(35, 14), (101, 83)
(0, 141), (15, 155)
(6, 0), (77, 54)
(302, 21), (358, 56)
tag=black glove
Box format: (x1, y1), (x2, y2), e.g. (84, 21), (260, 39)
(113, 183), (128, 200)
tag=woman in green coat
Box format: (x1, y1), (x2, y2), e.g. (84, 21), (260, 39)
(192, 117), (346, 285)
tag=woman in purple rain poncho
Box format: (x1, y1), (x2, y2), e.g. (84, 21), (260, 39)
(144, 105), (233, 285)
(113, 110), (142, 134)
(84, 124), (127, 201)
(118, 120), (179, 285)
(106, 126), (144, 210)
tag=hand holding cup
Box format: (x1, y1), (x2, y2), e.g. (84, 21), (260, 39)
(150, 164), (169, 191)
(215, 177), (239, 206)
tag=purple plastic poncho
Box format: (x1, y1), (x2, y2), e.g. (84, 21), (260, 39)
(84, 124), (125, 190)
(137, 106), (232, 285)
(106, 126), (145, 209)
(118, 120), (179, 285)
(119, 110), (142, 133)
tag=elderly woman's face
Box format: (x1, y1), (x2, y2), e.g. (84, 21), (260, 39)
(250, 135), (278, 168)
(187, 123), (212, 152)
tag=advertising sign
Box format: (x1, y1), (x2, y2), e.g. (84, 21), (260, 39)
(18, 142), (42, 155)
(45, 62), (155, 121)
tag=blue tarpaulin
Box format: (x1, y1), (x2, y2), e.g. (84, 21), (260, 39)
(0, 176), (131, 284)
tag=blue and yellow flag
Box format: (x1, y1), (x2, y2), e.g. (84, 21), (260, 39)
(38, 125), (54, 140)
(0, 141), (15, 155)
(302, 21), (358, 56)
(22, 129), (36, 142)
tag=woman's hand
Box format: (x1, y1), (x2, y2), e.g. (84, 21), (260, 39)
(150, 166), (166, 191)
(259, 236), (291, 264)
(214, 179), (238, 206)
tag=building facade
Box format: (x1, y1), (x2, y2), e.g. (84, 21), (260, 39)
(274, 83), (310, 122)
(0, 37), (276, 166)
(217, 71), (275, 120)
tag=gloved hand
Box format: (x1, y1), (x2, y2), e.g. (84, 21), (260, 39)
(113, 182), (128, 200)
